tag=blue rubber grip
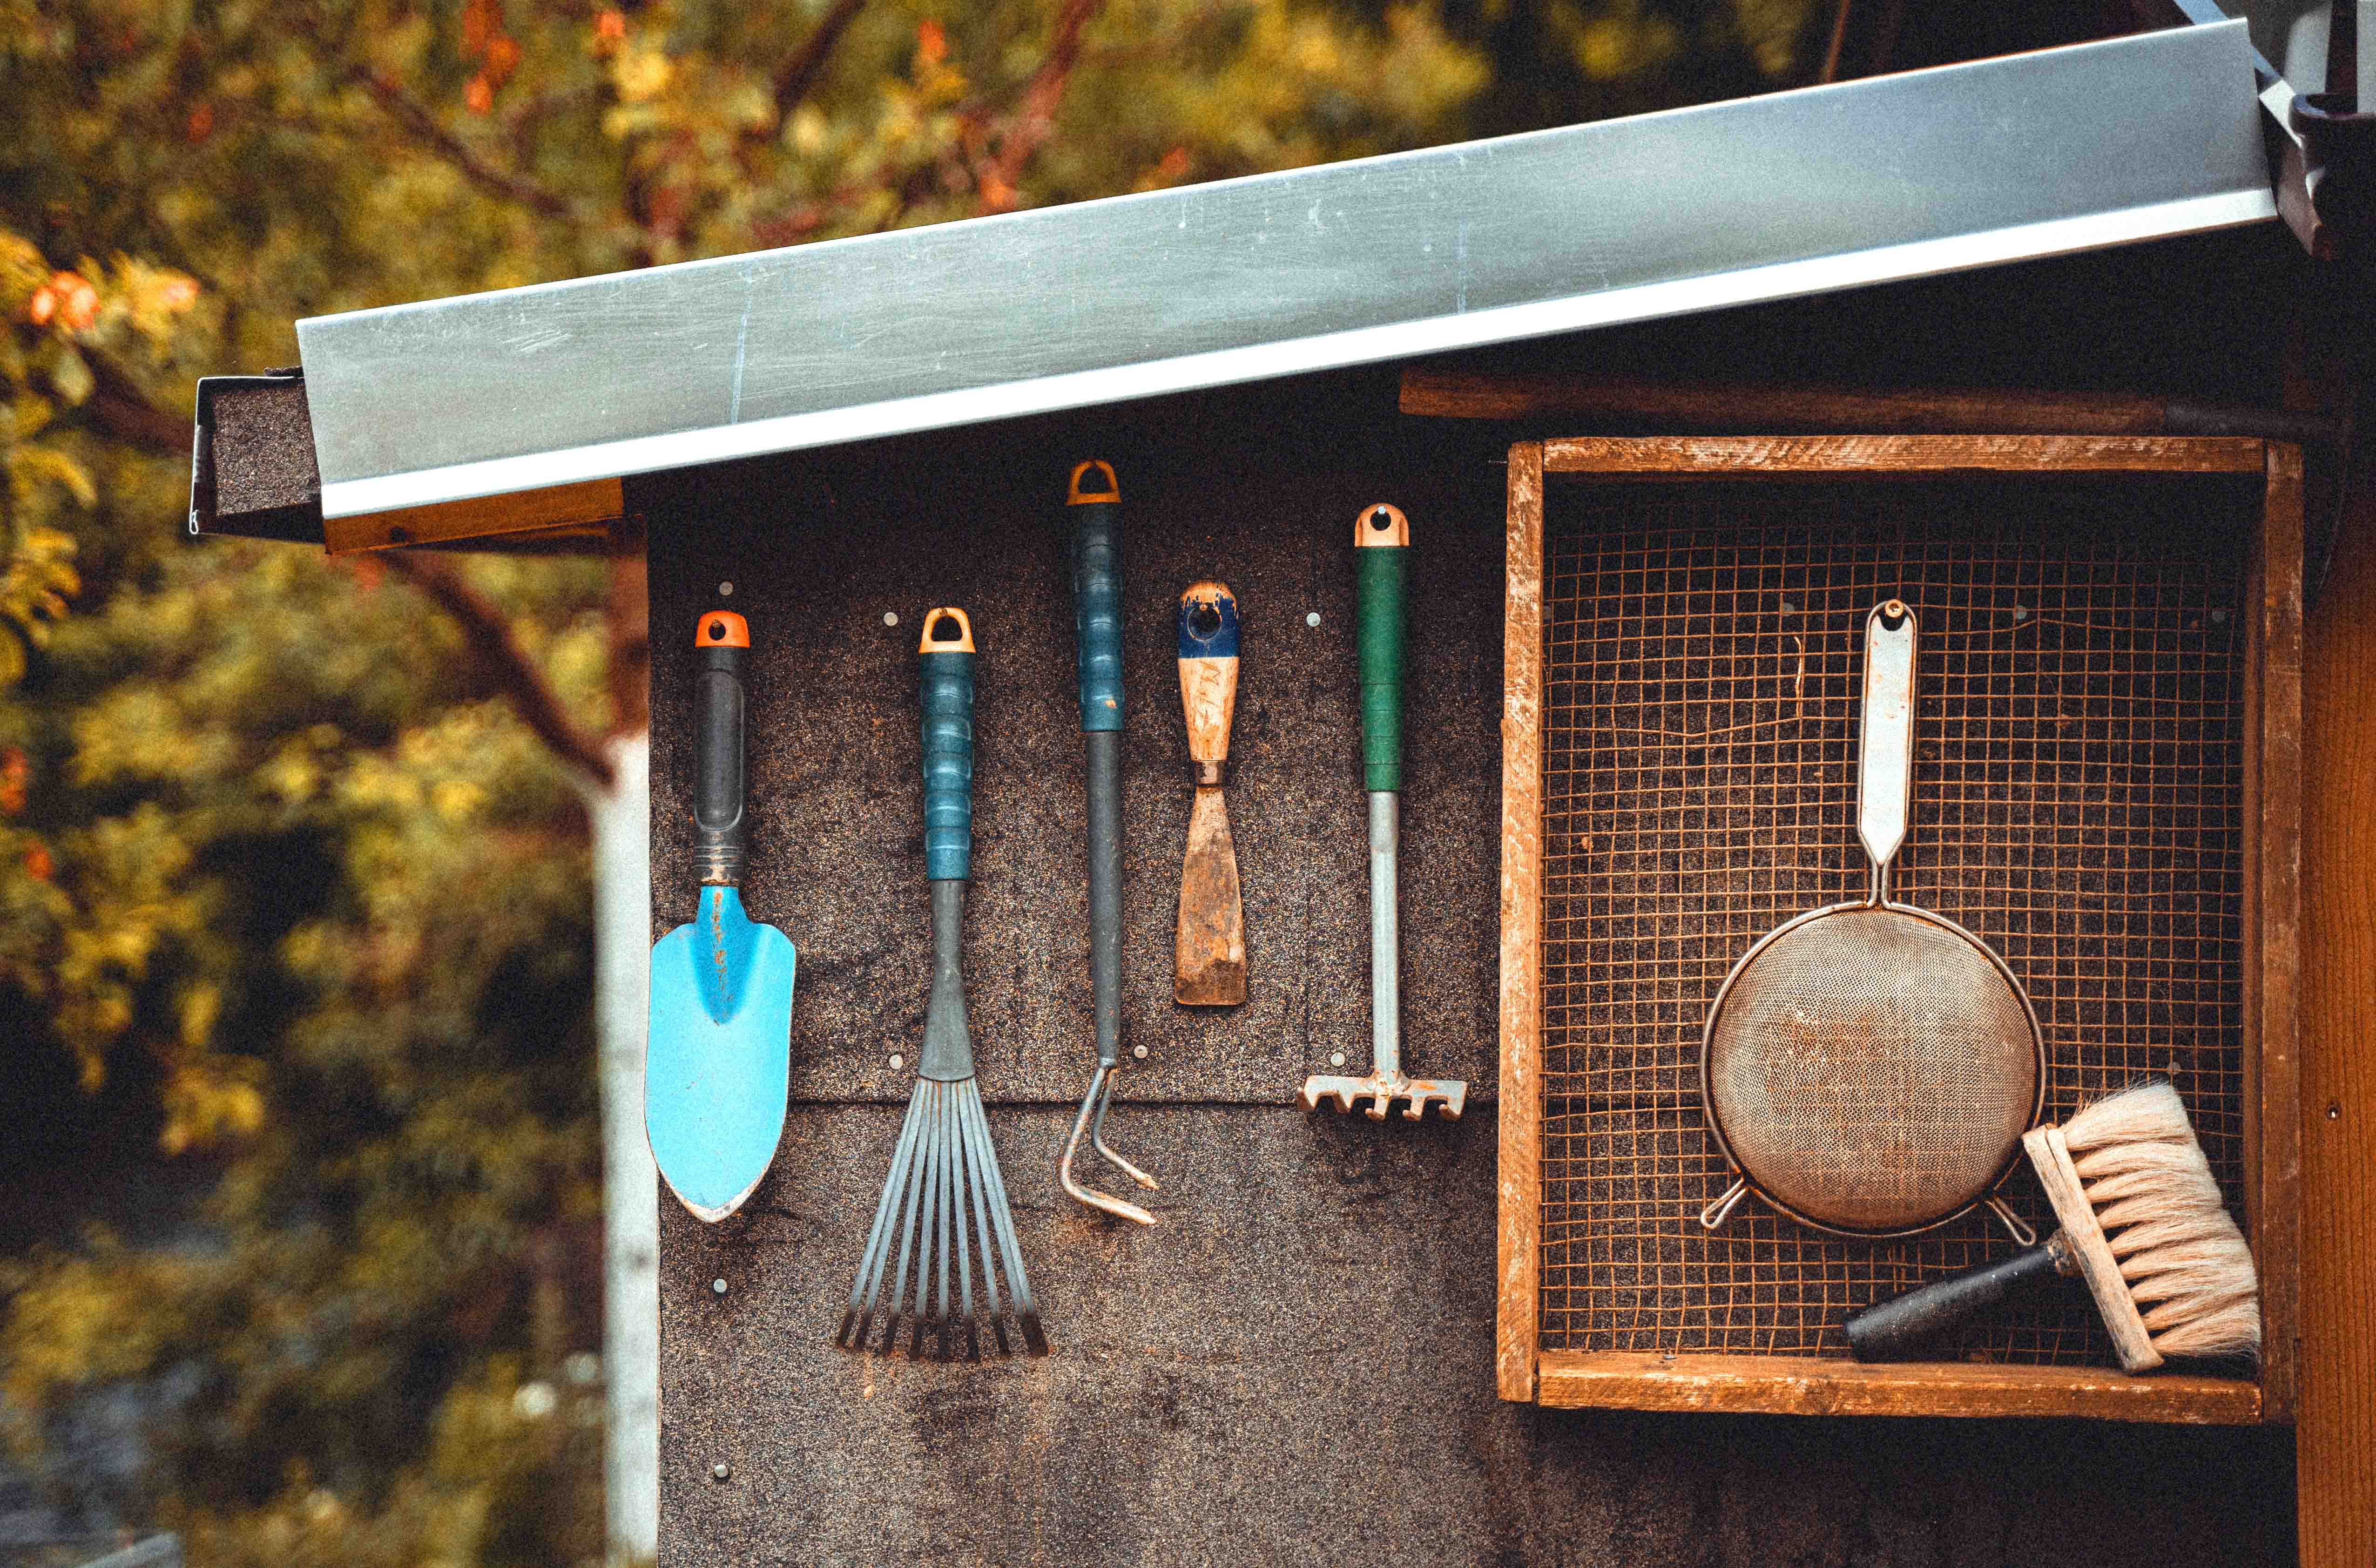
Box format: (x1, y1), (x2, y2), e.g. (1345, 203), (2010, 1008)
(920, 648), (974, 881)
(1070, 496), (1124, 733)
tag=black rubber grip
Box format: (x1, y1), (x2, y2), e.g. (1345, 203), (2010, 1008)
(694, 640), (747, 885)
(1845, 1242), (2065, 1362)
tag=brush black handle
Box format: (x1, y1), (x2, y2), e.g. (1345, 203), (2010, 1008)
(693, 610), (750, 886)
(1068, 461), (1125, 1070)
(1845, 1239), (2066, 1362)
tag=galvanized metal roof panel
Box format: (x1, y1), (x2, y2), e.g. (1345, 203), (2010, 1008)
(297, 21), (2276, 520)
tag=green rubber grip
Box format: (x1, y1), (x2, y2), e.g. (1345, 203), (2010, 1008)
(920, 641), (974, 882)
(1357, 542), (1406, 792)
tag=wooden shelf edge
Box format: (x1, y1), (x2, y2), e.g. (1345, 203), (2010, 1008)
(323, 476), (628, 554)
(1534, 1352), (2263, 1424)
(1539, 434), (2268, 476)
(1495, 440), (1546, 1405)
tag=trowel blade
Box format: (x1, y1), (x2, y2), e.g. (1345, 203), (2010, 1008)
(646, 885), (796, 1222)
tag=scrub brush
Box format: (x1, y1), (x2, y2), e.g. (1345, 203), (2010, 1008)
(1846, 1079), (2260, 1371)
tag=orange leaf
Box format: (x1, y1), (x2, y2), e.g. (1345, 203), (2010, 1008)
(461, 0), (498, 57)
(23, 842), (52, 882)
(53, 272), (98, 331)
(465, 74), (494, 114)
(486, 34), (521, 85)
(917, 18), (946, 67)
(186, 101), (215, 142)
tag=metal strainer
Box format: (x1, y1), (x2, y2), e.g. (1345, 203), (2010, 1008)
(1697, 600), (2043, 1243)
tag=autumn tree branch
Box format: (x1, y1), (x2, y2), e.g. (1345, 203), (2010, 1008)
(381, 552), (617, 790)
(774, 0), (870, 120)
(345, 67), (576, 220)
(78, 354), (191, 456)
(968, 0), (1104, 209)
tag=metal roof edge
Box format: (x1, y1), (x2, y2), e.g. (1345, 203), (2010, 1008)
(298, 21), (2277, 520)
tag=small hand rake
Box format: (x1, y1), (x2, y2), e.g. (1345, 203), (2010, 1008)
(837, 608), (1048, 1360)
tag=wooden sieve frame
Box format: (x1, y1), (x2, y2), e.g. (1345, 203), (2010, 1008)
(1496, 435), (2302, 1424)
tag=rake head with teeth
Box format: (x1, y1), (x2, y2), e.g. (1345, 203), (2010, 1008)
(836, 1075), (1047, 1360)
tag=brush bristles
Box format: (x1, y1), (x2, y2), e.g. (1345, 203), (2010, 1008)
(2062, 1081), (2260, 1363)
(836, 1075), (1047, 1360)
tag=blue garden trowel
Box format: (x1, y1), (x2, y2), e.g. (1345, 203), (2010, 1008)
(647, 610), (796, 1222)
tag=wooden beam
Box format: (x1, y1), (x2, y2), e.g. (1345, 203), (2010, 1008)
(322, 477), (627, 554)
(1398, 372), (2344, 446)
(1403, 370), (2183, 433)
(2299, 420), (2376, 1565)
(1540, 435), (2269, 476)
(1536, 1352), (2263, 1424)
(1497, 441), (1546, 1405)
(2244, 442), (2305, 1424)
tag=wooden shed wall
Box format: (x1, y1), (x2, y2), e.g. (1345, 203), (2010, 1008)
(646, 228), (2312, 1567)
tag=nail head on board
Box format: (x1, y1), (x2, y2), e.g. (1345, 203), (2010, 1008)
(718, 581), (735, 597)
(1329, 1051), (1346, 1068)
(1132, 1045), (1148, 1059)
(711, 1277), (728, 1296)
(711, 1463), (731, 1482)
(1306, 611), (1321, 628)
(883, 611), (898, 626)
(889, 1053), (904, 1070)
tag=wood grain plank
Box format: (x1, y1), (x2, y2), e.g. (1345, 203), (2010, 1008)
(1497, 440), (1545, 1405)
(323, 477), (627, 554)
(1539, 434), (2268, 476)
(2024, 1126), (2159, 1374)
(1400, 370), (2178, 433)
(1536, 1353), (2262, 1424)
(2251, 443), (2304, 1424)
(2298, 426), (2376, 1566)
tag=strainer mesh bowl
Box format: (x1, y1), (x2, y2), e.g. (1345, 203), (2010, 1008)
(1706, 906), (2038, 1234)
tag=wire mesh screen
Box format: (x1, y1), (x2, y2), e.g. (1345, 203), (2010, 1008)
(1539, 474), (2255, 1362)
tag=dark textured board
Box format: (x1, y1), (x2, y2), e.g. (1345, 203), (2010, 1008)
(210, 378), (318, 512)
(648, 233), (2305, 1568)
(644, 386), (1503, 1106)
(661, 1106), (2294, 1568)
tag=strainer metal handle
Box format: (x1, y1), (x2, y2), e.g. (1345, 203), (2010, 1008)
(1857, 600), (1915, 904)
(1698, 1178), (1750, 1230)
(1983, 1195), (2038, 1247)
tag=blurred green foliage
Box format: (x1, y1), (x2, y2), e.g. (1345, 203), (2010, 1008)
(0, 0), (1816, 1560)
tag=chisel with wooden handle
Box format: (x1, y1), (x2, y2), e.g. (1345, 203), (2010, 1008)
(1175, 581), (1246, 1005)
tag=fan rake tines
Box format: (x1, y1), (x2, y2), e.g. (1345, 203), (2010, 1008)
(836, 1076), (1046, 1361)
